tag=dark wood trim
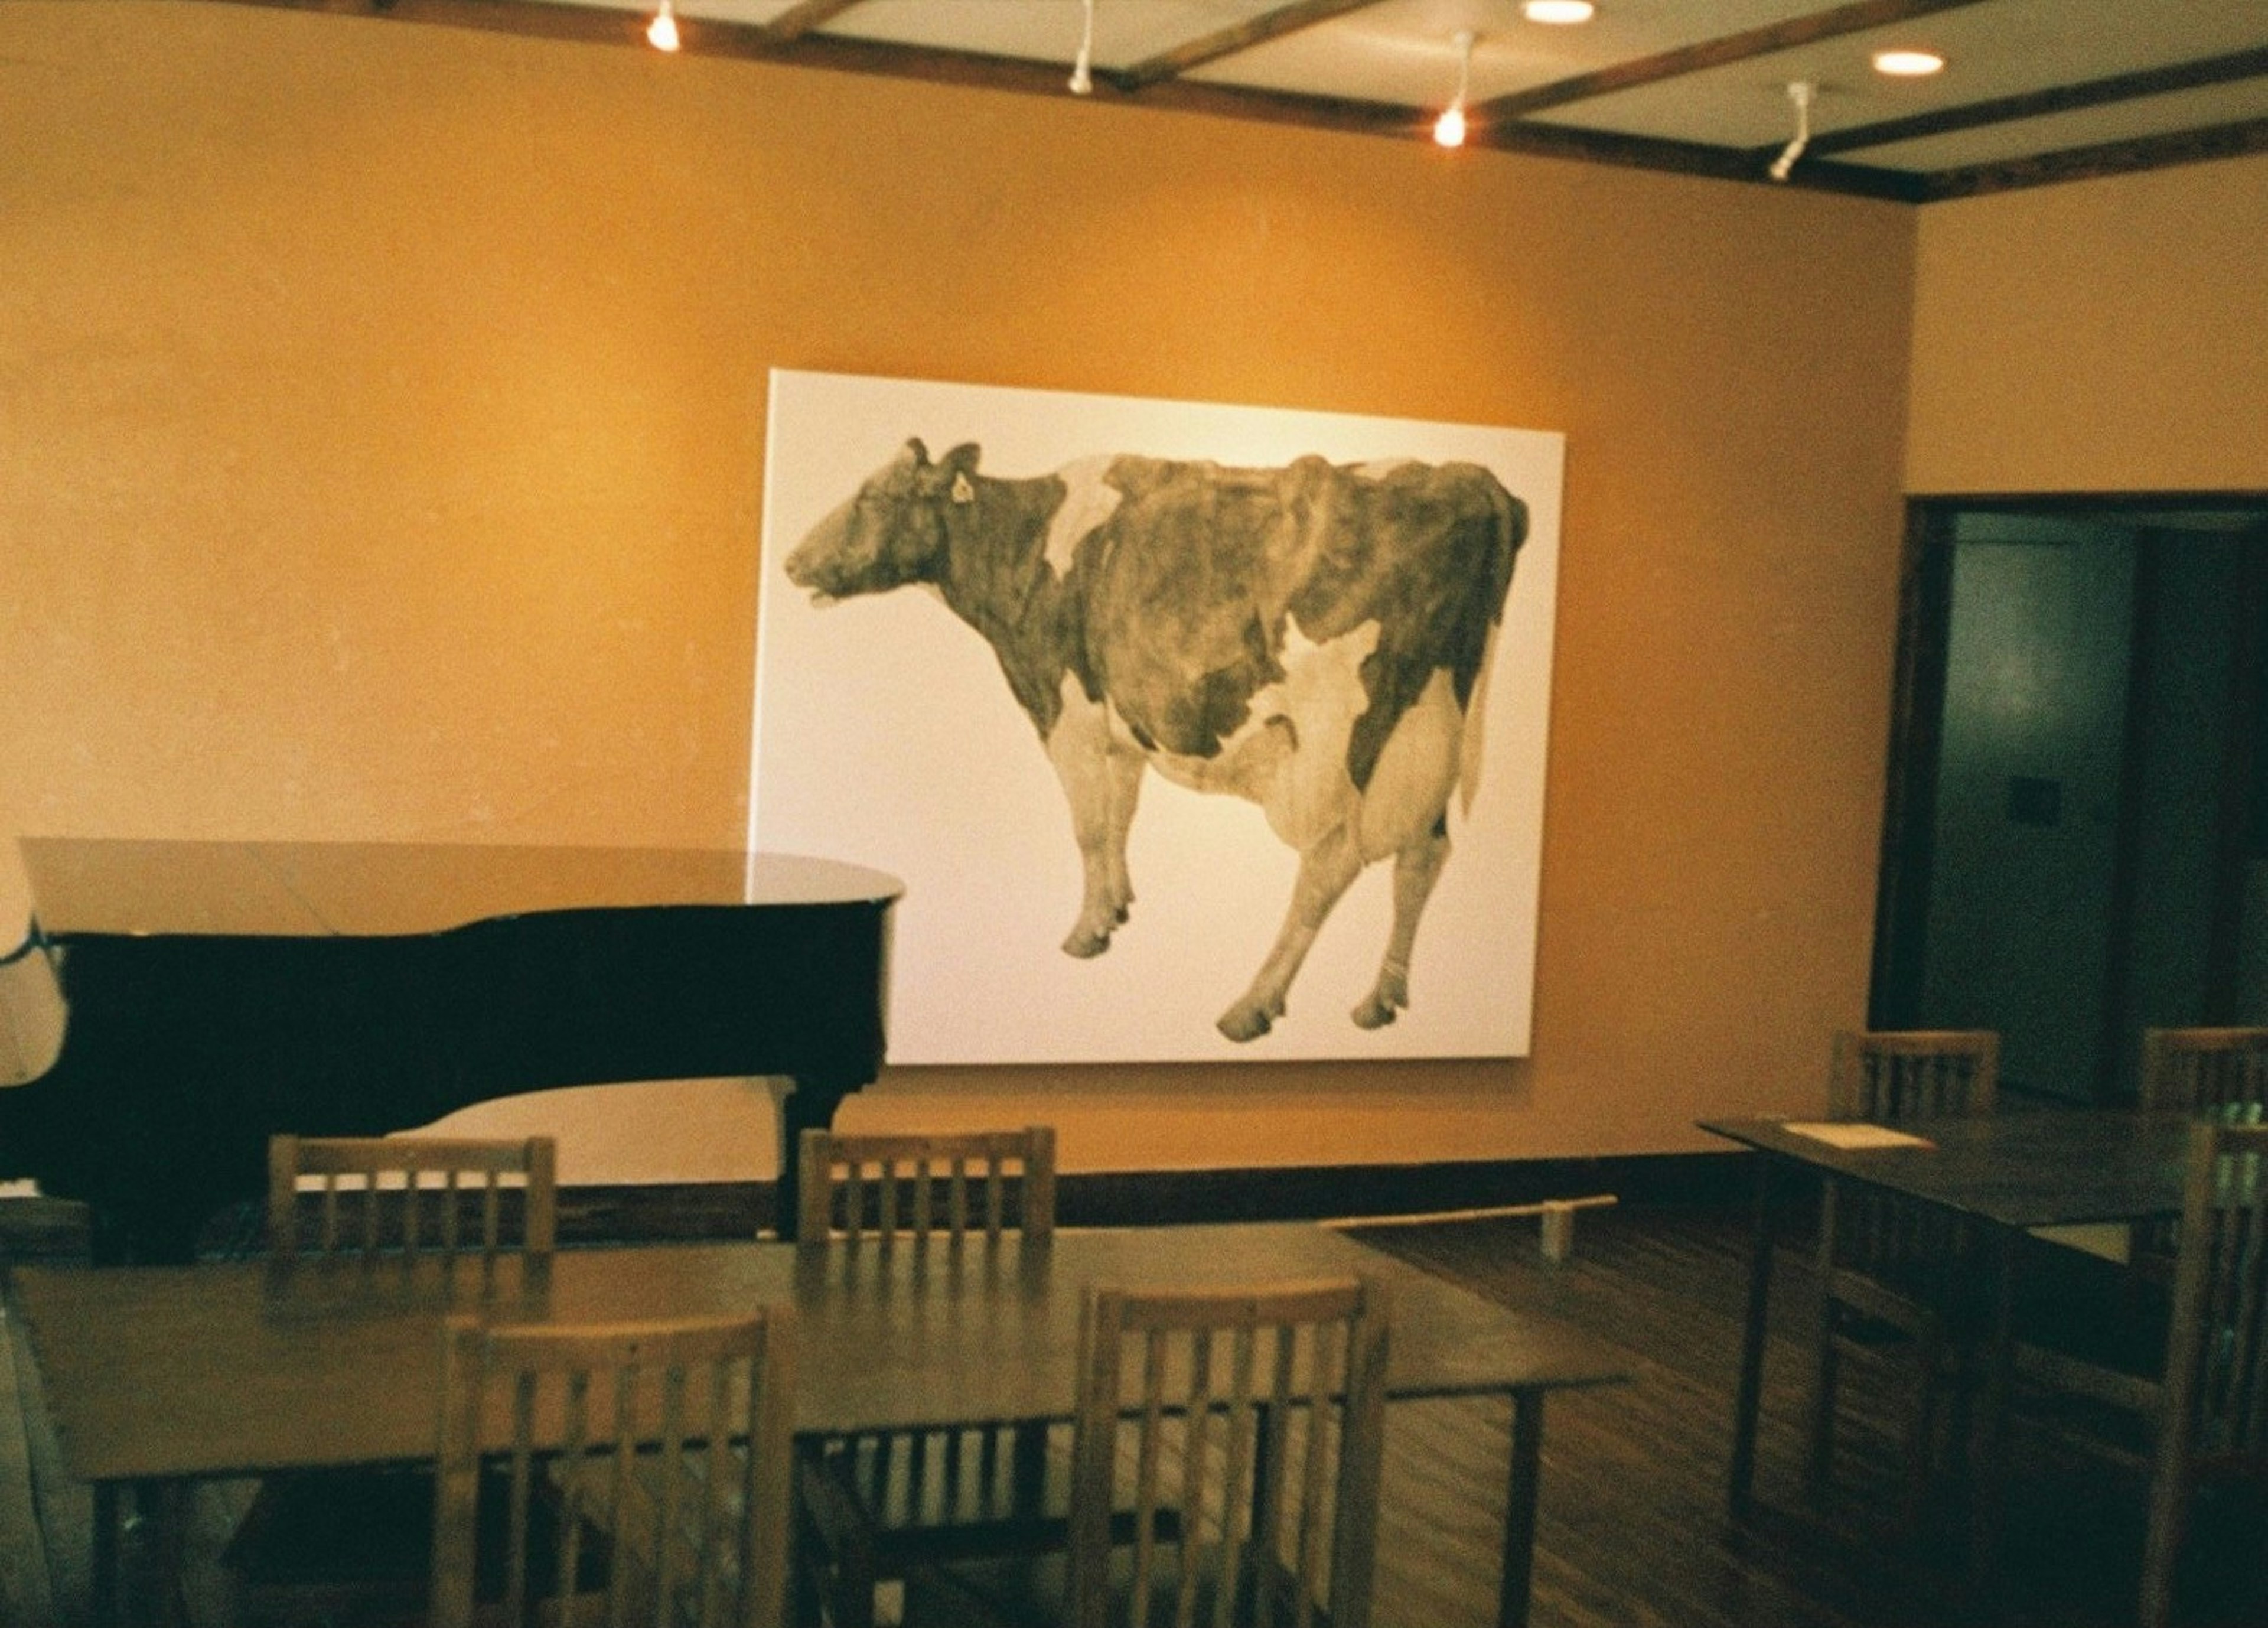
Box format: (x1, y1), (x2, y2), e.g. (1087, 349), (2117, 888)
(0, 1152), (1756, 1260)
(1923, 114), (2268, 200)
(2203, 530), (2268, 1022)
(1472, 0), (1992, 122)
(543, 1150), (1758, 1236)
(1868, 503), (1957, 1029)
(227, 0), (650, 47)
(761, 0), (862, 45)
(1800, 44), (2268, 161)
(195, 0), (2255, 201)
(217, 0), (1410, 136)
(1119, 0), (1389, 92)
(1901, 492), (2268, 514)
(2096, 538), (2159, 1103)
(206, 0), (1925, 198)
(1051, 1150), (1754, 1226)
(1464, 118), (1926, 201)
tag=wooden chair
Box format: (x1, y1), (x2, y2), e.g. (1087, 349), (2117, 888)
(2008, 1121), (2268, 1628)
(268, 1133), (559, 1264)
(2129, 1030), (2268, 1274)
(2139, 1027), (2268, 1118)
(1807, 1030), (1999, 1530)
(796, 1126), (1058, 1628)
(225, 1135), (561, 1624)
(902, 1275), (1392, 1628)
(430, 1309), (797, 1628)
(797, 1126), (1056, 1246)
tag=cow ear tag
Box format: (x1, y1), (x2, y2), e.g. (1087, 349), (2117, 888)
(951, 473), (976, 505)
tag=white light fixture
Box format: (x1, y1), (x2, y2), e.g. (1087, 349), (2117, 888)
(1433, 30), (1475, 149)
(1068, 0), (1096, 94)
(1767, 79), (1813, 182)
(646, 0), (680, 52)
(1522, 0), (1596, 23)
(1872, 47), (1946, 77)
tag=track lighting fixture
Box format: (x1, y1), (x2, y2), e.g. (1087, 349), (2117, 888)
(1433, 30), (1475, 149)
(1069, 0), (1096, 94)
(646, 0), (679, 52)
(1767, 79), (1813, 182)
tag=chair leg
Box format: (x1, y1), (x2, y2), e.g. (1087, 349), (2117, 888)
(798, 1445), (885, 1628)
(830, 1555), (881, 1628)
(1806, 1188), (1843, 1496)
(792, 1506), (829, 1628)
(2137, 1469), (2191, 1628)
(1898, 1314), (1943, 1539)
(1806, 1308), (1840, 1496)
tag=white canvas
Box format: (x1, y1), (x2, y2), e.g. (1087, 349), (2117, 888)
(751, 370), (1562, 1065)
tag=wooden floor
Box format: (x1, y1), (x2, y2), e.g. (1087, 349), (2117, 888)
(3, 1202), (2263, 1627)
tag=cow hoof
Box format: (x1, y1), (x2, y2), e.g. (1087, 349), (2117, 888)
(1061, 927), (1112, 958)
(1351, 997), (1400, 1030)
(1216, 1002), (1278, 1043)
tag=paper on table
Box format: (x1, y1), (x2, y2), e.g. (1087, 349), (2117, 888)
(1779, 1121), (1935, 1150)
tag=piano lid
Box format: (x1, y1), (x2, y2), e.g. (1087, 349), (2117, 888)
(18, 839), (904, 941)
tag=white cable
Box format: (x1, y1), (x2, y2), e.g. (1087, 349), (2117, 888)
(1069, 0), (1095, 95)
(1768, 80), (1814, 182)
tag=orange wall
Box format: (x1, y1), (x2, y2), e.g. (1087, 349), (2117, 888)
(0, 3), (1917, 1183)
(1908, 152), (2268, 495)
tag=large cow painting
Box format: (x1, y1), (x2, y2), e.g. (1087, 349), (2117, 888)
(751, 372), (1562, 1066)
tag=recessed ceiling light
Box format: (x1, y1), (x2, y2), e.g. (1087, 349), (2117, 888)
(1522, 1), (1596, 24)
(1872, 48), (1946, 77)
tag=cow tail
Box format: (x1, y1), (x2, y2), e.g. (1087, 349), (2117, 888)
(1458, 483), (1524, 817)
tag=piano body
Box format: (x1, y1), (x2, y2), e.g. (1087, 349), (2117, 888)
(0, 838), (899, 1261)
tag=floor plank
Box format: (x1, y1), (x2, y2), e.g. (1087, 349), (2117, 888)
(1351, 1204), (2268, 1628)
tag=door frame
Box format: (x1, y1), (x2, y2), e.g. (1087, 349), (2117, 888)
(1869, 491), (2268, 1100)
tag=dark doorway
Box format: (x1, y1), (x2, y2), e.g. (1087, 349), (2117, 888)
(1871, 497), (2268, 1103)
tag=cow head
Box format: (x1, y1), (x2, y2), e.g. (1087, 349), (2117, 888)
(786, 439), (982, 604)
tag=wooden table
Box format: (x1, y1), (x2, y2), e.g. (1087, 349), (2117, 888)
(11, 1221), (1628, 1628)
(1702, 1111), (2194, 1601)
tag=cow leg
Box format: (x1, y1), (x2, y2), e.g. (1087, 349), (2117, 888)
(1045, 697), (1145, 958)
(1351, 823), (1450, 1028)
(1218, 823), (1364, 1042)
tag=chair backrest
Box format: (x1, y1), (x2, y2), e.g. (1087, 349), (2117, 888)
(429, 1310), (796, 1628)
(797, 1126), (1056, 1245)
(1829, 1030), (2000, 1122)
(2158, 1122), (2268, 1482)
(268, 1134), (559, 1263)
(1065, 1276), (1390, 1628)
(2139, 1027), (2268, 1118)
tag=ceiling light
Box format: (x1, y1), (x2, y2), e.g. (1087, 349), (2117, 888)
(1433, 30), (1475, 149)
(1872, 48), (1945, 77)
(646, 0), (680, 52)
(1522, 1), (1596, 22)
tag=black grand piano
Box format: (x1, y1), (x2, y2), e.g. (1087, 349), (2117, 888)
(0, 838), (898, 1261)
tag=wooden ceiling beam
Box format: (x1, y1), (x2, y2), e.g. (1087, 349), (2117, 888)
(1118, 0), (1390, 93)
(1474, 0), (1993, 121)
(1463, 119), (1925, 200)
(1800, 43), (2268, 159)
(1924, 113), (2268, 199)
